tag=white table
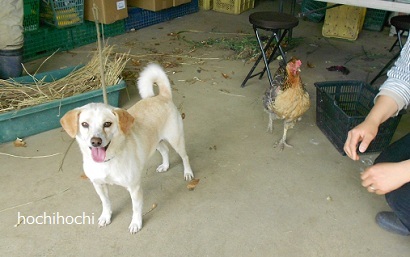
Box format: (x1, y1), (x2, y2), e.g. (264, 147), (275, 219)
(315, 0), (410, 13)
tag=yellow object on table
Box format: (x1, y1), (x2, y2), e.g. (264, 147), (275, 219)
(322, 4), (367, 41)
(199, 0), (212, 10)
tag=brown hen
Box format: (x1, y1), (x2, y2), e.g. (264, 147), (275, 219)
(263, 58), (310, 150)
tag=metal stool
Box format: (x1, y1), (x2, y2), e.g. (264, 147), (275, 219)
(241, 12), (299, 88)
(370, 15), (410, 85)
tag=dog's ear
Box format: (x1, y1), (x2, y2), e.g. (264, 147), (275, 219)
(60, 109), (81, 138)
(113, 109), (135, 134)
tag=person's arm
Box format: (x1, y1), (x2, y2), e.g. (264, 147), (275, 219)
(344, 95), (398, 160)
(344, 40), (410, 160)
(377, 37), (410, 115)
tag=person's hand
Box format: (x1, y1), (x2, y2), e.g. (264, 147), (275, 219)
(344, 119), (379, 160)
(361, 161), (410, 195)
(344, 95), (399, 160)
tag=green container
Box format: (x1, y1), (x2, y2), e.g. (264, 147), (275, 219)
(363, 8), (389, 31)
(40, 0), (84, 28)
(23, 0), (40, 31)
(23, 26), (73, 62)
(0, 66), (126, 144)
(23, 20), (126, 62)
(70, 20), (126, 48)
(301, 0), (327, 23)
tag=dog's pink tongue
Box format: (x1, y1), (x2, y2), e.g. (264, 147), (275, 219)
(91, 147), (106, 163)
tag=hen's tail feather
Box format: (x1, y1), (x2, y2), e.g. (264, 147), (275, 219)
(137, 63), (172, 99)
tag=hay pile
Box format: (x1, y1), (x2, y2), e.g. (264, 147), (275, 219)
(0, 46), (129, 114)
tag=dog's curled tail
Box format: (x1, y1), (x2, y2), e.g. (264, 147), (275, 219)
(137, 63), (172, 99)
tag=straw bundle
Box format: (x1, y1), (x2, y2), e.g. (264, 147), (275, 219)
(0, 46), (129, 114)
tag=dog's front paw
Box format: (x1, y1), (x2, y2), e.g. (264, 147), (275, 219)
(156, 163), (169, 173)
(98, 213), (112, 227)
(184, 171), (194, 181)
(129, 221), (142, 234)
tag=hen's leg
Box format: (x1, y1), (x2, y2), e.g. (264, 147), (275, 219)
(274, 120), (294, 150)
(267, 113), (274, 133)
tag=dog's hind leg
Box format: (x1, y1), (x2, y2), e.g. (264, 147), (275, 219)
(127, 185), (143, 234)
(93, 183), (112, 227)
(156, 141), (170, 172)
(166, 133), (194, 181)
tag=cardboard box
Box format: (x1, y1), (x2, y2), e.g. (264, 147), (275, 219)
(128, 0), (173, 11)
(173, 0), (191, 7)
(84, 0), (128, 24)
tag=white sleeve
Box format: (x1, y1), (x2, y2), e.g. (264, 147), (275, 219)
(376, 39), (410, 116)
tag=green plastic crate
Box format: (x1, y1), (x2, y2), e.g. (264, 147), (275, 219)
(23, 26), (73, 61)
(23, 20), (126, 62)
(301, 0), (327, 23)
(315, 80), (403, 155)
(70, 20), (126, 48)
(0, 66), (126, 144)
(23, 0), (40, 31)
(363, 8), (389, 31)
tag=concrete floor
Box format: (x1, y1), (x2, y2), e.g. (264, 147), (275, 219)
(1, 1), (410, 256)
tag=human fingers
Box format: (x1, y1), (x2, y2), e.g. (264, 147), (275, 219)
(357, 134), (375, 154)
(344, 131), (360, 160)
(361, 176), (377, 193)
(361, 175), (372, 187)
(360, 166), (386, 194)
(367, 184), (377, 193)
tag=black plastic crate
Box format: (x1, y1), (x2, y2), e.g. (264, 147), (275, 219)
(315, 81), (403, 155)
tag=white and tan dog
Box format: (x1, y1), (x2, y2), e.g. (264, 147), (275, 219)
(60, 63), (194, 234)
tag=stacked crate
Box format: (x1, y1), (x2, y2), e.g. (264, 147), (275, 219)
(40, 0), (84, 28)
(212, 0), (254, 14)
(23, 0), (199, 62)
(23, 0), (40, 31)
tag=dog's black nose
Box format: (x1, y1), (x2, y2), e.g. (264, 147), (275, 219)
(91, 137), (102, 147)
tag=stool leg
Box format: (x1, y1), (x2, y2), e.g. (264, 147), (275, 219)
(389, 38), (399, 52)
(372, 28), (405, 85)
(397, 30), (404, 49)
(254, 28), (275, 86)
(390, 27), (402, 52)
(241, 27), (276, 87)
(259, 29), (289, 80)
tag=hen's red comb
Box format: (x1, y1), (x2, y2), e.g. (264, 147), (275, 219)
(295, 60), (302, 67)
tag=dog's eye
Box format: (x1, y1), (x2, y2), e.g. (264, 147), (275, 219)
(103, 122), (112, 128)
(81, 122), (89, 128)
